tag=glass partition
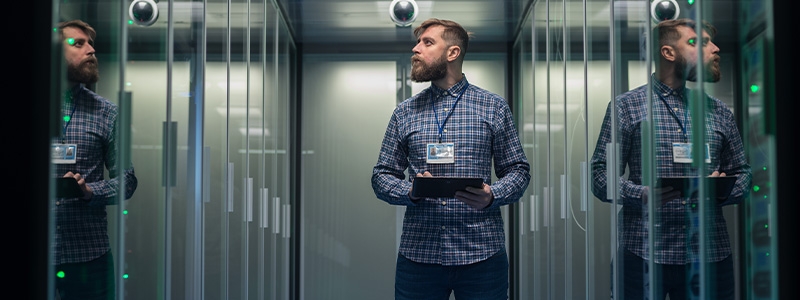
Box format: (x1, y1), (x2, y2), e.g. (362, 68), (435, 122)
(512, 10), (534, 300)
(204, 0), (234, 298)
(275, 10), (294, 299)
(738, 1), (779, 299)
(49, 1), (295, 299)
(514, 0), (777, 299)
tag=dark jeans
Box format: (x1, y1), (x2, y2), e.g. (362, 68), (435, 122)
(616, 248), (734, 300)
(55, 250), (115, 300)
(395, 248), (509, 300)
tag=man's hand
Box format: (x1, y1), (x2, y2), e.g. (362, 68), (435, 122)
(455, 183), (493, 210)
(63, 171), (93, 200)
(408, 171), (433, 200)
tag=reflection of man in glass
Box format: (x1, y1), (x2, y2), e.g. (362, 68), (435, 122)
(590, 19), (751, 300)
(54, 20), (138, 300)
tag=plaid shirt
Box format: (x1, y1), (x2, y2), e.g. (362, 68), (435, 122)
(52, 84), (138, 265)
(372, 76), (530, 266)
(590, 75), (751, 264)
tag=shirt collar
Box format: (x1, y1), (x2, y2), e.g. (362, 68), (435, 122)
(65, 83), (86, 103)
(428, 75), (470, 98)
(651, 74), (687, 100)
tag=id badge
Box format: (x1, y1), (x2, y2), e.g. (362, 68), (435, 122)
(672, 142), (711, 163)
(426, 143), (455, 164)
(52, 143), (77, 164)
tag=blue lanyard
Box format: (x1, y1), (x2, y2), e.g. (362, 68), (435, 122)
(431, 84), (468, 143)
(657, 90), (689, 142)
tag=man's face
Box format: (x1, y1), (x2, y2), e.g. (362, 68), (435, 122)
(63, 26), (99, 84)
(410, 25), (449, 82)
(673, 25), (721, 82)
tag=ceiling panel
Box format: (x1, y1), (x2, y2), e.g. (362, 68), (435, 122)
(64, 0), (737, 56)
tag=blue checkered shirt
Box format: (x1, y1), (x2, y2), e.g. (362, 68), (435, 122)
(590, 76), (751, 264)
(372, 76), (531, 266)
(52, 84), (138, 265)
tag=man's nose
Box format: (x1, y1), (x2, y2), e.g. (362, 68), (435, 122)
(87, 44), (96, 56)
(709, 41), (720, 54)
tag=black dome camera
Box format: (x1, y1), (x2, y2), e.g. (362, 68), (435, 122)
(389, 0), (418, 27)
(651, 0), (681, 22)
(129, 0), (159, 26)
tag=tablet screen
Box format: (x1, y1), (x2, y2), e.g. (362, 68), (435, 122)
(656, 176), (736, 201)
(56, 177), (84, 198)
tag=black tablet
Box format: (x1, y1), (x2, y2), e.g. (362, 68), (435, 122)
(56, 177), (84, 198)
(655, 176), (737, 201)
(411, 177), (483, 198)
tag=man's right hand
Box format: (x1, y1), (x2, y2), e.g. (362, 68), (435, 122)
(408, 171), (433, 200)
(63, 171), (93, 200)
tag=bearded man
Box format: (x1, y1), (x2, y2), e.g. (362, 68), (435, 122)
(53, 19), (138, 300)
(372, 18), (530, 300)
(590, 18), (751, 300)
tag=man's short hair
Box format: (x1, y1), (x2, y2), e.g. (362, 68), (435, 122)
(58, 19), (97, 43)
(651, 18), (716, 60)
(413, 18), (472, 59)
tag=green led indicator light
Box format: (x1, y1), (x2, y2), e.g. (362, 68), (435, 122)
(688, 38), (695, 45)
(764, 195), (768, 199)
(57, 270), (65, 278)
(53, 27), (57, 32)
(750, 85), (760, 93)
(128, 20), (134, 25)
(63, 116), (71, 122)
(67, 38), (75, 45)
(762, 166), (767, 171)
(764, 224), (769, 229)
(123, 273), (129, 279)
(123, 210), (128, 215)
(753, 185), (760, 192)
(687, 0), (695, 4)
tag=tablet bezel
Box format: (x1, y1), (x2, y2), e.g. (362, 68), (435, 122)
(411, 177), (484, 198)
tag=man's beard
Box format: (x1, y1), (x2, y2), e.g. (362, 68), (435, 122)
(67, 57), (100, 84)
(677, 53), (721, 83)
(410, 54), (447, 82)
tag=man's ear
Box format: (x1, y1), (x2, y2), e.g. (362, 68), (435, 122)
(660, 45), (676, 62)
(446, 45), (461, 62)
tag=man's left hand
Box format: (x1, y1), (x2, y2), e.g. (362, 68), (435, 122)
(455, 183), (493, 210)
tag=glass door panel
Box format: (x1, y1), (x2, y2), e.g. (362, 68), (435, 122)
(547, 0), (570, 298)
(562, 1), (589, 299)
(531, 1), (550, 298)
(513, 11), (534, 300)
(275, 12), (293, 299)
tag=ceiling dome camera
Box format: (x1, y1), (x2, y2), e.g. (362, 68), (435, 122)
(389, 0), (418, 27)
(651, 0), (680, 22)
(129, 0), (159, 26)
